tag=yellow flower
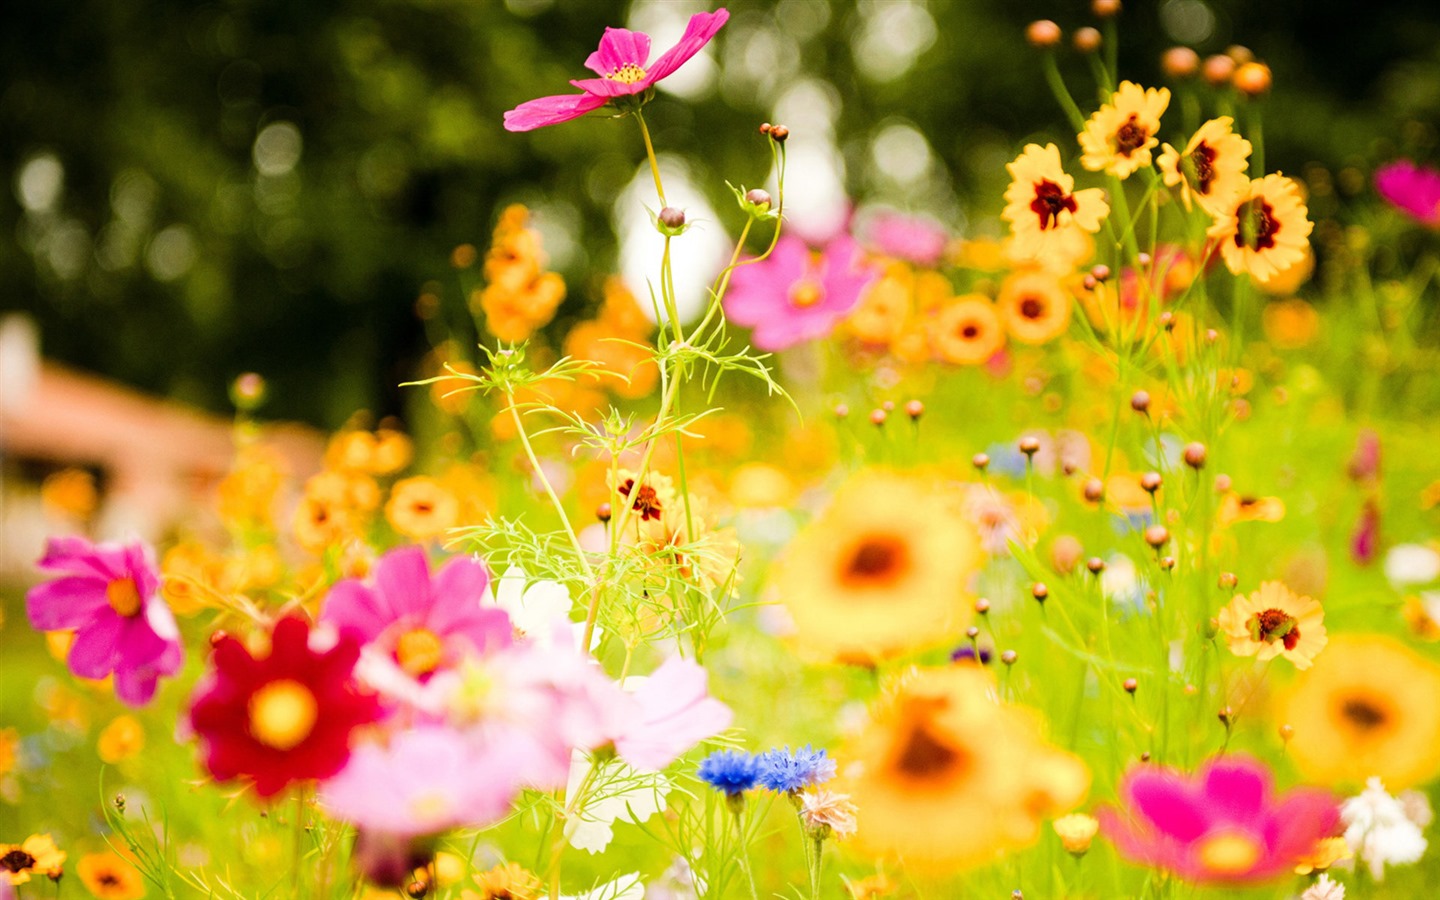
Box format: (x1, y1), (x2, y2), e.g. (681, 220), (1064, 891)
(386, 476), (463, 542)
(1261, 297), (1320, 349)
(997, 270), (1072, 345)
(1208, 174), (1313, 284)
(0, 729), (18, 778)
(41, 467), (98, 520)
(1002, 144), (1109, 263)
(1217, 581), (1328, 669)
(1403, 594), (1440, 642)
(77, 852), (146, 899)
(847, 263), (914, 346)
(1052, 812), (1100, 855)
(1294, 836), (1352, 875)
(216, 443), (288, 529)
(772, 471), (982, 663)
(1, 834), (66, 885)
(1217, 492), (1286, 526)
(1079, 81), (1171, 178)
(929, 295), (1006, 365)
(1279, 634), (1440, 789)
(843, 874), (898, 900)
(1156, 116), (1251, 216)
(845, 666), (1089, 870)
(467, 861), (542, 900)
(98, 715), (146, 764)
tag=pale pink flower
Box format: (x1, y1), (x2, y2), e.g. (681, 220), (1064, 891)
(801, 789), (858, 839)
(613, 655), (732, 772)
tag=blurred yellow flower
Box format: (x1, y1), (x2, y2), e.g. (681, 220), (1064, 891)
(1279, 634), (1440, 789)
(1294, 836), (1351, 875)
(467, 861), (542, 900)
(1053, 812), (1100, 855)
(41, 467), (98, 520)
(1003, 144), (1108, 265)
(216, 444), (287, 529)
(772, 471), (981, 663)
(386, 476), (463, 542)
(77, 851), (146, 899)
(1, 833), (66, 885)
(930, 295), (1006, 366)
(1262, 298), (1320, 349)
(997, 270), (1072, 345)
(1080, 81), (1171, 179)
(98, 715), (145, 764)
(844, 666), (1088, 870)
(0, 729), (18, 778)
(1217, 492), (1286, 525)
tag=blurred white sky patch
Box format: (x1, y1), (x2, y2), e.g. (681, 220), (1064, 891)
(615, 156), (728, 326)
(17, 153), (64, 213)
(870, 121), (933, 187)
(852, 0), (937, 83)
(628, 0), (717, 100)
(770, 79), (848, 245)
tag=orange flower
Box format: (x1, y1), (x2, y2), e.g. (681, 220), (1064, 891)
(1217, 492), (1286, 525)
(847, 263), (914, 346)
(1261, 298), (1320, 349)
(385, 476), (462, 541)
(40, 468), (98, 520)
(564, 319), (659, 400)
(77, 852), (146, 899)
(98, 715), (146, 764)
(930, 296), (1006, 365)
(997, 270), (1072, 344)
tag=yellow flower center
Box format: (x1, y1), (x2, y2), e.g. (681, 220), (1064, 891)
(247, 679), (319, 751)
(396, 628), (446, 677)
(789, 279), (825, 308)
(1196, 830), (1262, 876)
(409, 791), (452, 822)
(607, 63), (647, 84)
(106, 578), (143, 617)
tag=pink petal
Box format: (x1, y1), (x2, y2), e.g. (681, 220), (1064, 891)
(1268, 788), (1341, 859)
(321, 580), (393, 644)
(615, 657), (732, 771)
(431, 556), (490, 606)
(68, 615), (125, 679)
(26, 576), (109, 630)
(503, 92), (609, 132)
(644, 10), (730, 84)
(375, 546), (434, 620)
(723, 236), (809, 324)
(583, 27), (652, 77)
(1200, 757), (1271, 828)
(1128, 768), (1210, 841)
(433, 606), (514, 656)
(112, 663), (161, 706)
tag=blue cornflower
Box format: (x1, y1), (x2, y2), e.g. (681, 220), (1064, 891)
(697, 750), (759, 796)
(755, 745), (836, 793)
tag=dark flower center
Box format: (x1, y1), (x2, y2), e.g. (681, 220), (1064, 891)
(843, 536), (907, 585)
(1341, 696), (1389, 732)
(895, 721), (966, 781)
(1114, 115), (1149, 157)
(1030, 179), (1077, 231)
(1190, 141), (1217, 194)
(99, 872), (122, 886)
(1020, 297), (1045, 320)
(0, 849), (35, 873)
(620, 478), (663, 521)
(1247, 608), (1300, 650)
(1234, 198), (1280, 251)
(960, 323), (980, 339)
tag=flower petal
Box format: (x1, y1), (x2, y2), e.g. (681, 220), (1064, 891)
(374, 545), (433, 620)
(68, 615), (125, 679)
(1128, 767), (1210, 841)
(26, 576), (109, 630)
(504, 92), (609, 133)
(643, 10), (729, 84)
(583, 27), (652, 77)
(1201, 757), (1271, 828)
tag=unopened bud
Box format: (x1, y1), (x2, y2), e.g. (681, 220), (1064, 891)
(1162, 47), (1200, 79)
(1218, 706), (1235, 727)
(1086, 557), (1106, 574)
(1001, 649), (1018, 666)
(759, 122), (773, 135)
(1159, 555), (1176, 570)
(834, 403), (849, 418)
(1090, 264), (1111, 282)
(596, 502), (612, 523)
(1234, 62), (1272, 97)
(905, 399), (925, 419)
(1032, 582), (1049, 603)
(1083, 478), (1105, 503)
(1026, 20), (1062, 48)
(1131, 390), (1151, 413)
(1141, 472), (1163, 493)
(1278, 723), (1295, 742)
(1203, 54), (1236, 86)
(1183, 442), (1207, 469)
(769, 125), (790, 143)
(972, 452), (990, 471)
(975, 597), (991, 614)
(1092, 0), (1121, 17)
(1124, 678), (1138, 693)
(1144, 525), (1170, 548)
(870, 409), (887, 426)
(1074, 27), (1101, 53)
(1226, 44), (1255, 65)
(1219, 572), (1238, 590)
(658, 207), (686, 229)
(1019, 436), (1042, 456)
(744, 188), (772, 210)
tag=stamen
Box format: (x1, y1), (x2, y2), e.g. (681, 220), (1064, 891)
(607, 63), (647, 84)
(1030, 180), (1078, 231)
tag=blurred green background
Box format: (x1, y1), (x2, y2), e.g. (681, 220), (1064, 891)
(4, 0), (1439, 428)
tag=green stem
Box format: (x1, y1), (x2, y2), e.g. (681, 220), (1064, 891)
(507, 402), (596, 586)
(1042, 52), (1088, 132)
(635, 109), (667, 207)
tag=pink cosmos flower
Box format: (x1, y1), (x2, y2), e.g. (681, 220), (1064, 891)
(1099, 755), (1339, 884)
(614, 655), (733, 772)
(320, 547), (511, 692)
(724, 235), (880, 351)
(1375, 160), (1440, 227)
(503, 10), (730, 132)
(862, 210), (949, 266)
(25, 536), (183, 706)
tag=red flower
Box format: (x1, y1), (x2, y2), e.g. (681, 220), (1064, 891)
(189, 617), (381, 799)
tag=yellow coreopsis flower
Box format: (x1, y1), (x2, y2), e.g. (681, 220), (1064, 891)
(1079, 81), (1171, 178)
(77, 852), (146, 899)
(385, 476), (462, 542)
(1002, 144), (1109, 264)
(997, 270), (1072, 345)
(98, 715), (146, 764)
(930, 296), (1006, 365)
(1208, 174), (1314, 284)
(0, 833), (66, 885)
(1217, 581), (1328, 669)
(467, 861), (543, 900)
(1157, 116), (1252, 216)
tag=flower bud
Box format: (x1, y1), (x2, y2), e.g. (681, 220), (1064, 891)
(1090, 264), (1111, 282)
(975, 597), (991, 614)
(1025, 20), (1062, 48)
(1226, 44), (1255, 65)
(1092, 0), (1121, 17)
(744, 188), (772, 210)
(1218, 571), (1238, 590)
(659, 207), (686, 229)
(1234, 62), (1272, 97)
(1203, 54), (1236, 86)
(1001, 649), (1018, 666)
(1074, 27), (1101, 53)
(1159, 555), (1176, 571)
(1086, 556), (1106, 574)
(1124, 678), (1138, 693)
(1082, 478), (1105, 503)
(904, 399), (925, 420)
(1143, 525), (1170, 548)
(1162, 47), (1200, 79)
(231, 372), (267, 411)
(1131, 390), (1151, 413)
(1183, 442), (1207, 469)
(596, 502), (612, 522)
(769, 125), (790, 143)
(834, 403), (849, 418)
(1032, 582), (1049, 603)
(1278, 723), (1295, 742)
(972, 452), (990, 471)
(1141, 471), (1163, 493)
(1018, 436), (1041, 457)
(759, 122), (773, 135)
(870, 408), (887, 426)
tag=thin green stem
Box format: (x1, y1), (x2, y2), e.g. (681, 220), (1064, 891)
(635, 109), (667, 207)
(507, 402), (595, 585)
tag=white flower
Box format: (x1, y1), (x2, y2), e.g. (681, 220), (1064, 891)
(1400, 789), (1435, 828)
(563, 752), (670, 854)
(801, 789), (858, 839)
(488, 566), (597, 651)
(561, 872), (644, 900)
(1301, 873), (1345, 900)
(1341, 777), (1428, 881)
(1384, 544), (1440, 587)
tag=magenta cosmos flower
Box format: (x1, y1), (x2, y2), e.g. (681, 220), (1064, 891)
(862, 210), (949, 267)
(1099, 755), (1339, 884)
(1375, 160), (1440, 227)
(724, 235), (880, 351)
(320, 547), (512, 689)
(503, 9), (730, 132)
(25, 536), (183, 706)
